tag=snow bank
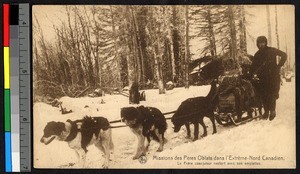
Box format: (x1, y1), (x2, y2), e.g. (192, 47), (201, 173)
(33, 80), (295, 169)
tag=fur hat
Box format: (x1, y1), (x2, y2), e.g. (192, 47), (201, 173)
(256, 36), (268, 46)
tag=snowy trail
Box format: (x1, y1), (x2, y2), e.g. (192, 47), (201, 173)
(33, 79), (295, 169)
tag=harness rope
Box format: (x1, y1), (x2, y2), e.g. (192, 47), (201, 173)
(109, 110), (176, 124)
(108, 109), (215, 129)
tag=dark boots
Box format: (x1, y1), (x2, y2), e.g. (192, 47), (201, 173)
(261, 110), (269, 120)
(261, 110), (276, 121)
(269, 110), (276, 121)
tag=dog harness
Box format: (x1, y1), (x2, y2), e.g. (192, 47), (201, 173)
(64, 119), (79, 142)
(81, 116), (110, 153)
(64, 117), (110, 153)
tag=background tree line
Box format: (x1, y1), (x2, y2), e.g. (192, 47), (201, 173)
(33, 5), (250, 99)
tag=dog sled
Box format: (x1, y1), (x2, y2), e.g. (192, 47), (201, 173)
(214, 74), (263, 126)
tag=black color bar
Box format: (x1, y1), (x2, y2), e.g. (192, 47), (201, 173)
(10, 4), (18, 25)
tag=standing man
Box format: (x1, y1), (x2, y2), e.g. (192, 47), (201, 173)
(250, 36), (287, 121)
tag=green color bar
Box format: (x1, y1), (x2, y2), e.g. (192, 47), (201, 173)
(4, 89), (11, 131)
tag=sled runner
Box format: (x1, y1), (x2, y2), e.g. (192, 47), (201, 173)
(227, 113), (262, 126)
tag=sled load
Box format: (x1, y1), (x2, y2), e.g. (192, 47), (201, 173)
(215, 74), (260, 125)
(197, 57), (263, 126)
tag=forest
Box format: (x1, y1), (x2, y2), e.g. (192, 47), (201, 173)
(33, 5), (282, 99)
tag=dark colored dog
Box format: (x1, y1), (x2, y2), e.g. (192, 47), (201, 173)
(40, 116), (113, 168)
(249, 78), (263, 116)
(120, 106), (167, 160)
(241, 63), (263, 116)
(172, 80), (217, 141)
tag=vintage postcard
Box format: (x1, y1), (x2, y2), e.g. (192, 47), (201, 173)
(33, 5), (295, 169)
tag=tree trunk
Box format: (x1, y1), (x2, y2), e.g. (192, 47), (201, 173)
(88, 6), (101, 87)
(165, 7), (176, 82)
(130, 6), (143, 84)
(94, 40), (100, 86)
(153, 47), (165, 94)
(156, 36), (166, 92)
(171, 6), (182, 83)
(124, 7), (136, 90)
(110, 6), (122, 88)
(275, 5), (280, 49)
(184, 6), (190, 88)
(284, 35), (289, 70)
(227, 6), (238, 62)
(149, 7), (165, 94)
(239, 5), (247, 54)
(207, 7), (217, 56)
(266, 5), (272, 46)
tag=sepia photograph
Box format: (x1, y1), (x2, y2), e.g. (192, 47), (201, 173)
(32, 5), (295, 169)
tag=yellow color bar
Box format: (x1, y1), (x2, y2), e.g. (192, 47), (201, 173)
(4, 47), (10, 89)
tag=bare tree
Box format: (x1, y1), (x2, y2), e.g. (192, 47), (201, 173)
(110, 5), (122, 88)
(123, 6), (137, 88)
(266, 5), (272, 46)
(227, 5), (238, 61)
(275, 5), (280, 49)
(164, 6), (176, 82)
(33, 5), (257, 99)
(148, 6), (165, 94)
(238, 5), (247, 54)
(76, 7), (96, 87)
(66, 6), (85, 86)
(184, 5), (190, 88)
(130, 6), (143, 83)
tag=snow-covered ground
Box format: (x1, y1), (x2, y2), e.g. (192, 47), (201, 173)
(33, 79), (295, 169)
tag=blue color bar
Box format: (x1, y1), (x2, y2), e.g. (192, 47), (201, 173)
(5, 132), (12, 172)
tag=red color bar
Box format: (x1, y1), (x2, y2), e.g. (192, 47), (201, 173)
(3, 4), (10, 46)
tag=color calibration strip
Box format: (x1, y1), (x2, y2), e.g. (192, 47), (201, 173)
(3, 3), (30, 172)
(3, 3), (12, 172)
